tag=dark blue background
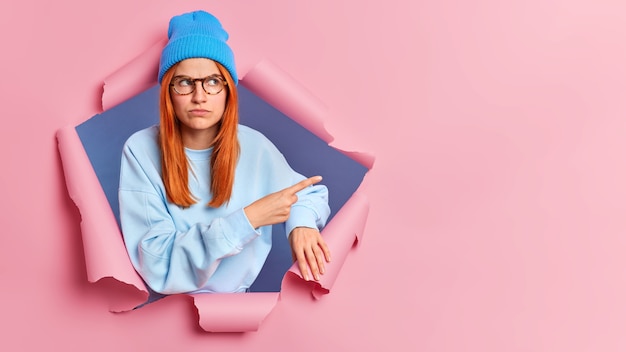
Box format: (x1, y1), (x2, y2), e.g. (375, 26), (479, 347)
(76, 84), (367, 294)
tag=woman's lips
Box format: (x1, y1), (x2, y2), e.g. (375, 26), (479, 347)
(189, 109), (209, 116)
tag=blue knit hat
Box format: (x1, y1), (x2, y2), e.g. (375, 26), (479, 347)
(158, 10), (237, 85)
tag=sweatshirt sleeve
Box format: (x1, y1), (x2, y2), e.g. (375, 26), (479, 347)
(286, 183), (330, 236)
(119, 143), (260, 294)
(247, 128), (331, 236)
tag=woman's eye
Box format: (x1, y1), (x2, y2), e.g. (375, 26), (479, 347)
(206, 78), (219, 86)
(178, 79), (193, 86)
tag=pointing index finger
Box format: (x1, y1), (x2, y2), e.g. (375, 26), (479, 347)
(286, 176), (322, 194)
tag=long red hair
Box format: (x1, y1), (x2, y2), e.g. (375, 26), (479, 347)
(159, 62), (240, 208)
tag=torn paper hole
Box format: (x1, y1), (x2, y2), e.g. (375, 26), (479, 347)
(57, 43), (374, 332)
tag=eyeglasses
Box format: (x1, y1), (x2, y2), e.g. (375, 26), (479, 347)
(170, 75), (227, 95)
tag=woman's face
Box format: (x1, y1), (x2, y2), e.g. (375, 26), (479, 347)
(170, 58), (227, 148)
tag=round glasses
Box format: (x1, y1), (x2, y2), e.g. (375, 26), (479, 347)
(170, 75), (227, 95)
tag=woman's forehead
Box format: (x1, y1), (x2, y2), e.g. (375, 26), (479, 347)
(174, 58), (220, 76)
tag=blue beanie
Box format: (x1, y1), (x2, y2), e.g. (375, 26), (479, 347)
(158, 10), (238, 85)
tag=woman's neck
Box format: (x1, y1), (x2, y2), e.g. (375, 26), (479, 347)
(181, 127), (217, 150)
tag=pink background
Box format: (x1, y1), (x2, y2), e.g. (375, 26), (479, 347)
(2, 0), (626, 351)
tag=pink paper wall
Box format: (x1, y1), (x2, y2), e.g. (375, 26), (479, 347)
(2, 0), (626, 351)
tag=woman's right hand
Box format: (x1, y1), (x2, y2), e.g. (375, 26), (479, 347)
(244, 176), (322, 229)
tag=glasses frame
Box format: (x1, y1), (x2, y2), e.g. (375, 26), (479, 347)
(170, 75), (228, 95)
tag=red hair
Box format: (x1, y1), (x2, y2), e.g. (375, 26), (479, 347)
(159, 62), (240, 208)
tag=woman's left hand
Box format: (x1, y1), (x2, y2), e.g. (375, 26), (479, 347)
(288, 227), (331, 281)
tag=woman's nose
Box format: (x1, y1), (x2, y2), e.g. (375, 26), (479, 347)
(191, 81), (208, 102)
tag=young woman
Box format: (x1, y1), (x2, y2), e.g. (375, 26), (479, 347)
(119, 10), (331, 294)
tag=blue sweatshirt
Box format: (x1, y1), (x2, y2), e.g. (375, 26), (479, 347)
(118, 124), (330, 294)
